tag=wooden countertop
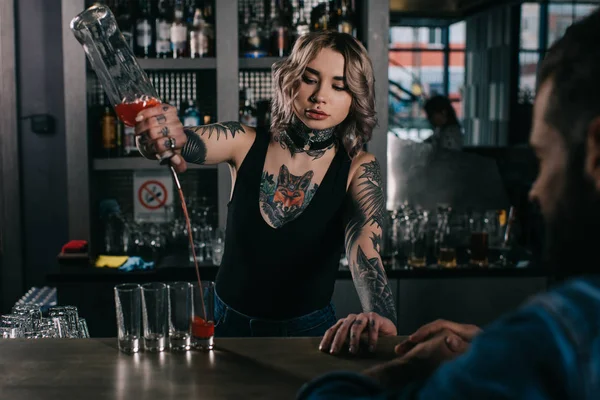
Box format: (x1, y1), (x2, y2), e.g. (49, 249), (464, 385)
(0, 337), (401, 399)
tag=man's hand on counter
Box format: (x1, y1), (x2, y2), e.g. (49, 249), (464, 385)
(394, 319), (481, 357)
(362, 327), (470, 389)
(318, 312), (397, 355)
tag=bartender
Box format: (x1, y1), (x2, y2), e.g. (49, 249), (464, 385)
(134, 31), (397, 354)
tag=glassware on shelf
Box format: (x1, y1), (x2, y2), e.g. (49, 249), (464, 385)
(434, 205), (457, 268)
(211, 228), (226, 266)
(240, 4), (268, 58)
(407, 209), (429, 268)
(468, 211), (489, 267)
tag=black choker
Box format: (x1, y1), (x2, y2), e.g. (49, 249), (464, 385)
(285, 118), (337, 151)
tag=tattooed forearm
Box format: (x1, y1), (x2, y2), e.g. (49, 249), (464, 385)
(181, 128), (207, 164)
(346, 159), (396, 324)
(188, 121), (245, 140)
(352, 246), (397, 323)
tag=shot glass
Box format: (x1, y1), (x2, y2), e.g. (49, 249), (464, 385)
(167, 282), (193, 351)
(114, 283), (142, 353)
(192, 281), (215, 351)
(141, 282), (168, 352)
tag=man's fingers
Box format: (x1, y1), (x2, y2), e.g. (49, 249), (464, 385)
(409, 320), (481, 343)
(394, 339), (416, 356)
(445, 334), (470, 354)
(319, 319), (344, 353)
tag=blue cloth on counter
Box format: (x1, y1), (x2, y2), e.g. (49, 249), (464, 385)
(297, 275), (600, 400)
(118, 257), (154, 272)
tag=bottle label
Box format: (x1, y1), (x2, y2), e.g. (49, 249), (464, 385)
(171, 25), (187, 50)
(184, 116), (201, 126)
(123, 125), (138, 154)
(102, 116), (117, 149)
(156, 20), (171, 54)
(136, 20), (152, 48)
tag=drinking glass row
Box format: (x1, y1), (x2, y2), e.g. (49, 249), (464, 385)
(1, 304), (89, 339)
(114, 281), (215, 353)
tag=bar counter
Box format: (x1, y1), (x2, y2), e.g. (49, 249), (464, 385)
(0, 337), (400, 399)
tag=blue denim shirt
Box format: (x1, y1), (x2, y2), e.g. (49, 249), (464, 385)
(298, 276), (600, 400)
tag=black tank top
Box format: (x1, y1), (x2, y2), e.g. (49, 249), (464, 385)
(215, 128), (352, 319)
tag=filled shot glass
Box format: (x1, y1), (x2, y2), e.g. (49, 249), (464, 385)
(192, 281), (215, 351)
(114, 283), (142, 353)
(141, 282), (168, 352)
(168, 282), (193, 351)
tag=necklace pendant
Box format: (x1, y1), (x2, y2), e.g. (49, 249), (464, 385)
(303, 143), (311, 151)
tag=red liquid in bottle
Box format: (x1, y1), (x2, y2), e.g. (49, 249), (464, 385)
(114, 97), (161, 127)
(192, 317), (214, 338)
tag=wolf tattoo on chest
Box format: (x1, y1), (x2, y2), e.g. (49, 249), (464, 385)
(259, 165), (318, 228)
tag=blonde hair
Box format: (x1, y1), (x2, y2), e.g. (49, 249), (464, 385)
(270, 31), (377, 158)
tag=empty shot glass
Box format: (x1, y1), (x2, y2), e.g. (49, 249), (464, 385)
(141, 282), (168, 352)
(167, 282), (193, 351)
(114, 283), (142, 353)
(192, 281), (215, 351)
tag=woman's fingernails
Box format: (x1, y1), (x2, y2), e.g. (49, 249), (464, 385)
(349, 346), (355, 354)
(136, 114), (144, 122)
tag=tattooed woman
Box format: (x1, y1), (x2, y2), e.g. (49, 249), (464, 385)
(134, 31), (397, 354)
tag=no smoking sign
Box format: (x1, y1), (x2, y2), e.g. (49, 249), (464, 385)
(133, 171), (173, 222)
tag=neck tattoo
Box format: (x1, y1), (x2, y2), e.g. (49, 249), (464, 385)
(274, 116), (337, 160)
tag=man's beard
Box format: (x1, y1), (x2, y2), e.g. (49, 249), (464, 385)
(544, 156), (600, 281)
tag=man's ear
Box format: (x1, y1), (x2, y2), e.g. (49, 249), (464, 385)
(585, 117), (600, 190)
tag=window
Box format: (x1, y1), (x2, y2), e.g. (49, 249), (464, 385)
(388, 22), (465, 141)
(518, 1), (599, 103)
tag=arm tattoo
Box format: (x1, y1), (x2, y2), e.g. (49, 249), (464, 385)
(353, 246), (397, 323)
(259, 165), (318, 228)
(181, 128), (207, 165)
(345, 160), (386, 245)
(156, 114), (167, 124)
(188, 121), (245, 140)
(345, 159), (396, 324)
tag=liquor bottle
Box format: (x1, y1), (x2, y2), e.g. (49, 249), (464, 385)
(241, 5), (268, 58)
(155, 0), (172, 58)
(239, 89), (258, 127)
(190, 4), (213, 58)
(337, 0), (356, 36)
(135, 0), (155, 58)
(270, 0), (292, 57)
(171, 0), (188, 58)
(293, 0), (310, 43)
(311, 3), (329, 32)
(101, 106), (117, 157)
(182, 99), (202, 126)
(203, 2), (215, 56)
(122, 124), (139, 157)
(116, 1), (135, 51)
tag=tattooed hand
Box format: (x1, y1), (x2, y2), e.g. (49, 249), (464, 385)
(319, 313), (397, 355)
(134, 103), (188, 173)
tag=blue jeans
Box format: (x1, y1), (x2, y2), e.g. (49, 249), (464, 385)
(214, 291), (337, 337)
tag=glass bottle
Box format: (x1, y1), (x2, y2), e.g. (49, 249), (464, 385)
(270, 0), (292, 57)
(241, 5), (268, 58)
(294, 0), (310, 43)
(155, 0), (172, 58)
(171, 0), (188, 58)
(135, 0), (155, 58)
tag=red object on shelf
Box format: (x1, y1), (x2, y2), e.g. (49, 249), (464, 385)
(191, 317), (214, 338)
(114, 97), (161, 127)
(61, 240), (88, 254)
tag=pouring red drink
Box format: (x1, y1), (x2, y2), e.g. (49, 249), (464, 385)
(114, 97), (161, 127)
(71, 3), (211, 350)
